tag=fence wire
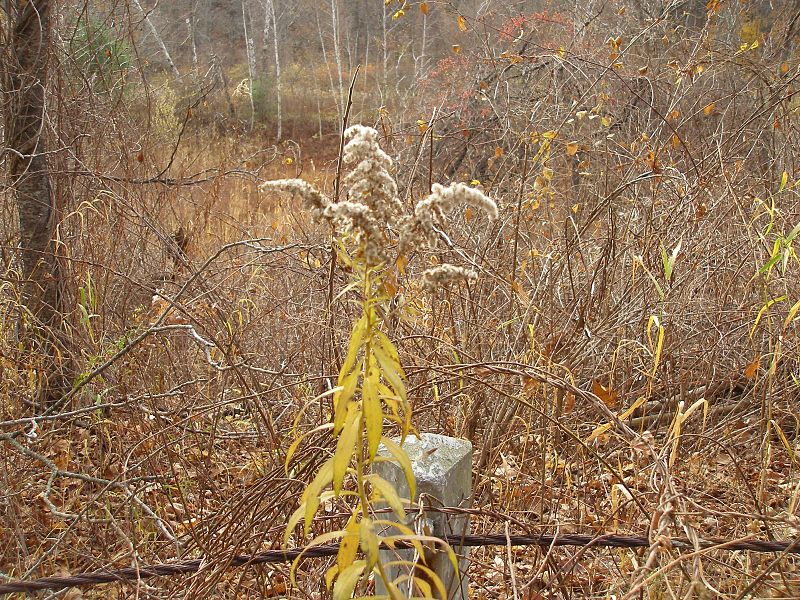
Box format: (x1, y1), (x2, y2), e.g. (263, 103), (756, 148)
(1, 532), (798, 595)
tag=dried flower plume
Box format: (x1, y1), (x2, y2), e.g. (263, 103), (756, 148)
(260, 125), (499, 288)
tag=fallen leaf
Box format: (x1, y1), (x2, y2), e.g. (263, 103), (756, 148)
(566, 141), (579, 156)
(744, 356), (760, 379)
(592, 380), (619, 408)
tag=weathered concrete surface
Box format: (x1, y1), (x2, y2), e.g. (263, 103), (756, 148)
(374, 433), (472, 599)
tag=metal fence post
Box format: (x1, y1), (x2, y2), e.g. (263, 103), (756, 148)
(375, 433), (473, 599)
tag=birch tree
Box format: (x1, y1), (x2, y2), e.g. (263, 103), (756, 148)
(241, 0), (257, 131)
(132, 0), (181, 80)
(262, 0), (283, 140)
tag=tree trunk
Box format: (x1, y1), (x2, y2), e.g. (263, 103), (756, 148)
(6, 0), (69, 405)
(266, 0), (283, 141)
(132, 0), (181, 81)
(242, 0), (257, 131)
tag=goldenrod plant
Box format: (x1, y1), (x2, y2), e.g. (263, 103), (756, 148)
(262, 125), (497, 599)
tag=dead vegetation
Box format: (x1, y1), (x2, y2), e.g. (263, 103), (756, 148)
(2, 1), (800, 598)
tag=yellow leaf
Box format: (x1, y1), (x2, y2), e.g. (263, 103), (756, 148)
(300, 457), (334, 534)
(359, 517), (380, 571)
(464, 206), (474, 220)
(566, 141), (578, 156)
(368, 474), (406, 518)
(781, 62), (789, 74)
(380, 437), (416, 498)
(336, 514), (360, 575)
(457, 15), (467, 32)
(592, 380), (618, 408)
(783, 299), (800, 330)
(286, 422), (334, 472)
(750, 296), (786, 338)
(333, 402), (359, 494)
(334, 364), (360, 434)
(395, 254), (408, 276)
(375, 330), (403, 372)
(744, 356), (760, 379)
(284, 503), (306, 545)
(284, 157), (293, 165)
(571, 203), (580, 213)
(778, 171), (788, 193)
(325, 565), (339, 590)
(332, 560), (366, 600)
(452, 44), (461, 54)
(703, 102), (715, 116)
(373, 346), (406, 402)
(495, 146), (504, 158)
(363, 366), (383, 460)
(339, 315), (367, 383)
(541, 130), (558, 139)
(420, 2), (429, 15)
(416, 119), (428, 133)
(600, 116), (611, 127)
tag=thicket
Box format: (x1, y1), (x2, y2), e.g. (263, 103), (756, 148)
(1, 1), (800, 598)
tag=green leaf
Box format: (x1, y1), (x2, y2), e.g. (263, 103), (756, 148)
(758, 252), (782, 276)
(786, 221), (800, 244)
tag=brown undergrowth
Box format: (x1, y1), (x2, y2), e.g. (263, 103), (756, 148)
(2, 4), (800, 599)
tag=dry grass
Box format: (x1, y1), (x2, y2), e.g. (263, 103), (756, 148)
(2, 5), (800, 599)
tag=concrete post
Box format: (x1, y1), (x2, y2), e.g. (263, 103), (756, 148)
(374, 433), (473, 599)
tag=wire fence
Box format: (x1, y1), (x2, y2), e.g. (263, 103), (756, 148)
(1, 530), (798, 595)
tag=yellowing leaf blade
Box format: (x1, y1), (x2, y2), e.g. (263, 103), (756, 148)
(363, 366), (383, 460)
(337, 514), (360, 574)
(301, 457), (334, 534)
(332, 560), (366, 600)
(333, 402), (360, 494)
(367, 474), (406, 519)
(380, 437), (416, 498)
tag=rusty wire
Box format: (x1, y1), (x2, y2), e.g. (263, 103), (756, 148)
(0, 532), (798, 595)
